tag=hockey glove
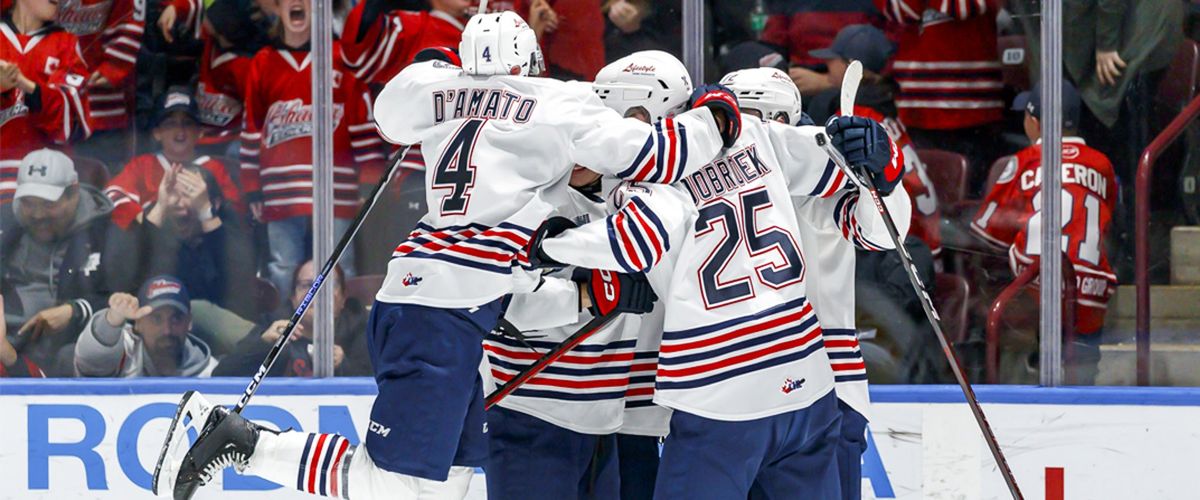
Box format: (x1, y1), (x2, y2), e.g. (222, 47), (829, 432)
(525, 216), (578, 269)
(690, 84), (742, 148)
(576, 268), (658, 317)
(825, 115), (901, 195)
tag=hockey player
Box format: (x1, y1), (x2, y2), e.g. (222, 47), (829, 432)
(0, 0), (91, 203)
(483, 50), (695, 500)
(722, 66), (912, 499)
(152, 10), (740, 500)
(971, 81), (1117, 384)
(530, 72), (909, 498)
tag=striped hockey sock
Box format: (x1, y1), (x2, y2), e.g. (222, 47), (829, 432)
(246, 430), (472, 499)
(247, 431), (356, 498)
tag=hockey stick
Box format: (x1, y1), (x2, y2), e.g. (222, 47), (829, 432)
(817, 134), (1025, 500)
(485, 310), (619, 409)
(831, 61), (1023, 499)
(233, 145), (411, 414)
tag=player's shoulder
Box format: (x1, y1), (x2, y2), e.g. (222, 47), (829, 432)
(1069, 139), (1115, 173)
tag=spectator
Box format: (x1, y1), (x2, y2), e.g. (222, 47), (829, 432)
(719, 40), (788, 74)
(1067, 0), (1182, 189)
(75, 275), (218, 377)
(106, 162), (257, 319)
(240, 0), (385, 294)
(1064, 0), (1183, 272)
(517, 0), (605, 80)
(1, 149), (116, 375)
(0, 296), (46, 377)
(104, 87), (244, 229)
(0, 0), (91, 203)
(602, 0), (681, 62)
(57, 0), (145, 170)
(158, 0), (269, 155)
(215, 261), (370, 377)
(806, 24), (942, 258)
(340, 0), (468, 88)
(970, 81), (1118, 384)
(758, 0), (882, 96)
(876, 0), (1006, 194)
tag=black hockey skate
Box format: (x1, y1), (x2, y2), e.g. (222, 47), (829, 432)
(151, 390), (261, 499)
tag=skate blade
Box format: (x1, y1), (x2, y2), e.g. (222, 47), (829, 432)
(151, 390), (213, 497)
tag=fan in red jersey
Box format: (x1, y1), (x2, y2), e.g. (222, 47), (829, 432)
(55, 0), (142, 153)
(340, 0), (469, 87)
(240, 0), (385, 293)
(0, 0), (91, 203)
(971, 81), (1117, 383)
(875, 0), (1006, 193)
(155, 0), (268, 153)
(105, 87), (244, 229)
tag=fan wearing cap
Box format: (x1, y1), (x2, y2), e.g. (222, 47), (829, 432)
(1, 149), (116, 375)
(756, 0), (882, 96)
(807, 24), (943, 259)
(0, 0), (92, 204)
(156, 0), (270, 151)
(75, 275), (217, 377)
(971, 80), (1118, 384)
(104, 87), (244, 230)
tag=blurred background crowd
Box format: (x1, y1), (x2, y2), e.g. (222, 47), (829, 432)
(1, 0), (1198, 386)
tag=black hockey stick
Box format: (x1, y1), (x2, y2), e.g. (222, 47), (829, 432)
(233, 145), (411, 414)
(816, 133), (1025, 499)
(485, 311), (619, 409)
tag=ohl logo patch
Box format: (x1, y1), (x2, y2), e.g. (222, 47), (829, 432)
(402, 273), (423, 287)
(780, 377), (805, 394)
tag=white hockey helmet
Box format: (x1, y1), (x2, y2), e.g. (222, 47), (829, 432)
(719, 67), (803, 125)
(593, 50), (693, 122)
(459, 11), (545, 77)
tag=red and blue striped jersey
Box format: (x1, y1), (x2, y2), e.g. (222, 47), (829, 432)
(371, 61), (728, 309)
(546, 119), (905, 420)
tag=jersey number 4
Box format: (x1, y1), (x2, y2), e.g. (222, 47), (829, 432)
(696, 188), (804, 309)
(433, 119), (485, 215)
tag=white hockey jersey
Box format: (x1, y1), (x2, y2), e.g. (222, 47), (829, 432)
(545, 117), (905, 421)
(484, 188), (643, 435)
(793, 185), (911, 420)
(371, 60), (727, 308)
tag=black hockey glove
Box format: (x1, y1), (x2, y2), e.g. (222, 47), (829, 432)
(525, 216), (578, 269)
(574, 268), (658, 317)
(825, 115), (901, 195)
(689, 84), (742, 148)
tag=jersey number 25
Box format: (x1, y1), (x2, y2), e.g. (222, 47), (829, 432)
(696, 187), (805, 309)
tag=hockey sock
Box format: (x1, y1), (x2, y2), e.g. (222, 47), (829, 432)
(247, 430), (359, 498)
(247, 431), (471, 499)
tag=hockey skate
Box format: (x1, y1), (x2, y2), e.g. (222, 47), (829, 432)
(151, 390), (261, 500)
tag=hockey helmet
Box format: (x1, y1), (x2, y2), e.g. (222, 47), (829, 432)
(593, 50), (693, 122)
(460, 11), (545, 77)
(719, 67), (803, 125)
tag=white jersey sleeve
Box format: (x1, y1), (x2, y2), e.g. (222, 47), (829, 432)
(794, 186), (912, 251)
(541, 182), (698, 274)
(503, 276), (581, 332)
(368, 63), (725, 309)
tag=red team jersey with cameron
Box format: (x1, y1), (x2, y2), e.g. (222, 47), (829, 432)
(971, 137), (1117, 334)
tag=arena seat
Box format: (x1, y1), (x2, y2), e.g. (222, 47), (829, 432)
(72, 155), (111, 189)
(253, 277), (280, 313)
(933, 272), (971, 343)
(997, 35), (1032, 93)
(1156, 38), (1200, 128)
(345, 274), (386, 308)
(916, 148), (969, 210)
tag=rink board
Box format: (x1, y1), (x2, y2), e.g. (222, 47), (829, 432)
(0, 379), (1197, 499)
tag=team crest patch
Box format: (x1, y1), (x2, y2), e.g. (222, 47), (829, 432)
(780, 377), (805, 394)
(402, 273), (423, 287)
